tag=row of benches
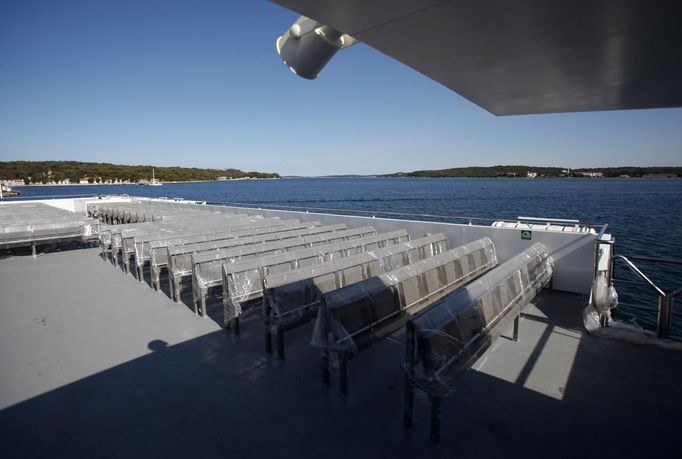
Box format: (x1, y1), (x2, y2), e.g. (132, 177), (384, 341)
(0, 202), (99, 252)
(93, 201), (554, 441)
(90, 200), (204, 224)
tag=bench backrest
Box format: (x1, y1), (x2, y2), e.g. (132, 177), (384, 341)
(168, 223), (348, 276)
(135, 218), (321, 263)
(148, 220), (317, 268)
(123, 216), (274, 254)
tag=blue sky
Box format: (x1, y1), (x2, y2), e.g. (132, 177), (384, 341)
(1, 0), (681, 176)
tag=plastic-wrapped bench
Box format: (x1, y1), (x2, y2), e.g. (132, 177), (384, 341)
(190, 226), (377, 316)
(262, 233), (451, 360)
(222, 230), (414, 334)
(313, 237), (497, 393)
(403, 243), (553, 442)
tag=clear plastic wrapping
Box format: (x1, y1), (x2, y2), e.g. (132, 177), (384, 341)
(188, 227), (379, 312)
(217, 231), (412, 324)
(265, 234), (461, 332)
(312, 237), (496, 355)
(408, 243), (553, 397)
(0, 202), (99, 248)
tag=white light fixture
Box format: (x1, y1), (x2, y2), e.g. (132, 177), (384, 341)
(276, 16), (357, 80)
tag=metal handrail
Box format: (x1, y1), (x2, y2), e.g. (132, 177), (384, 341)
(2, 194), (608, 231)
(612, 255), (681, 339)
(205, 199), (607, 230)
(613, 256), (666, 297)
(1, 193), (99, 201)
(626, 255), (682, 266)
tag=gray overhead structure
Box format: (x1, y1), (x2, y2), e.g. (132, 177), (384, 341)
(272, 0), (682, 115)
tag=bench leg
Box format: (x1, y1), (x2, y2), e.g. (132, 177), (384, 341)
(276, 327), (285, 360)
(264, 305), (273, 355)
(232, 317), (240, 336)
(200, 294), (207, 317)
(112, 251), (118, 267)
(172, 278), (180, 303)
(430, 395), (441, 443)
(404, 375), (415, 429)
(137, 265), (143, 282)
(513, 315), (520, 342)
(31, 242), (36, 258)
(404, 322), (416, 429)
(339, 352), (348, 395)
(265, 325), (273, 355)
(321, 350), (330, 386)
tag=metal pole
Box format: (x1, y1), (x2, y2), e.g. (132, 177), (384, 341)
(403, 323), (415, 429)
(339, 352), (348, 394)
(264, 305), (273, 355)
(657, 295), (669, 339)
(321, 350), (330, 386)
(513, 315), (520, 341)
(277, 327), (285, 360)
(430, 395), (441, 443)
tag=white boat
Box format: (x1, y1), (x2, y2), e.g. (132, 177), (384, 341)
(148, 168), (162, 186)
(0, 183), (20, 197)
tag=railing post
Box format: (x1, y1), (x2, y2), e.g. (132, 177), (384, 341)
(657, 294), (671, 339)
(403, 322), (416, 430)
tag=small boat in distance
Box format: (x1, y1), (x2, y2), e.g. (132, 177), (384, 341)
(0, 183), (20, 197)
(149, 168), (162, 186)
(139, 168), (163, 186)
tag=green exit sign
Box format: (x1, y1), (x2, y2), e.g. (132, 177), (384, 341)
(521, 230), (532, 240)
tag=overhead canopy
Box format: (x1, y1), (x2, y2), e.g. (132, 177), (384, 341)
(271, 0), (682, 115)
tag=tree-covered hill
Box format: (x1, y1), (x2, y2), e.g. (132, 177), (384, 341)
(383, 165), (682, 178)
(0, 161), (280, 184)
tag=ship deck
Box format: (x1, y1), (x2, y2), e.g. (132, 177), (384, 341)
(1, 246), (681, 458)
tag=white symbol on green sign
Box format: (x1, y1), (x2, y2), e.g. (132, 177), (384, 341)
(521, 230), (532, 240)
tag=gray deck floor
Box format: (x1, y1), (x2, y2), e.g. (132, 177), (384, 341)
(1, 247), (681, 458)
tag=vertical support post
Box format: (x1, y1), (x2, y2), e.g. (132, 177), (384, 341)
(339, 352), (348, 394)
(404, 322), (415, 429)
(137, 265), (143, 282)
(657, 294), (671, 339)
(264, 304), (273, 355)
(32, 242), (36, 258)
(430, 395), (441, 443)
(168, 276), (180, 303)
(277, 327), (285, 360)
(513, 315), (520, 342)
(321, 350), (330, 386)
(200, 294), (207, 317)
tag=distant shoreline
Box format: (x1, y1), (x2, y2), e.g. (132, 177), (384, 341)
(10, 176), (681, 187)
(12, 178), (281, 187)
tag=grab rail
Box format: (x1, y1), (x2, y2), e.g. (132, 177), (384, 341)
(611, 255), (682, 339)
(205, 199), (607, 230)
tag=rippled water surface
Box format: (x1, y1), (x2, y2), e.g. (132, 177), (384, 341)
(13, 177), (682, 332)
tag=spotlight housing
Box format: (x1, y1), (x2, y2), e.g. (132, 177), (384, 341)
(276, 16), (357, 80)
